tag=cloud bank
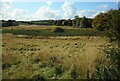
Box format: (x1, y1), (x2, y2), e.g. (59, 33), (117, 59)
(0, 0), (105, 21)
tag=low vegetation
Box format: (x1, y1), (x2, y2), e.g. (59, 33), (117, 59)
(2, 32), (109, 79)
(51, 27), (64, 33)
(1, 9), (120, 80)
(2, 27), (105, 37)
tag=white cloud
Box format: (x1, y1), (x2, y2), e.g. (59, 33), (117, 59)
(11, 9), (28, 21)
(0, 0), (12, 19)
(96, 4), (108, 9)
(62, 2), (76, 19)
(0, 0), (11, 11)
(1, 8), (30, 21)
(34, 6), (61, 20)
(0, 1), (105, 21)
(46, 1), (52, 6)
(76, 10), (104, 18)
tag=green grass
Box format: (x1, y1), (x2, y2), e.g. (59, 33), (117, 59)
(2, 28), (105, 36)
(3, 26), (118, 79)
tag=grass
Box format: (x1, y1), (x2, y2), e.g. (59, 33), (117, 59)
(2, 26), (105, 36)
(2, 34), (108, 79)
(2, 25), (119, 79)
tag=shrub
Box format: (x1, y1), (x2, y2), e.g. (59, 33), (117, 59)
(2, 63), (12, 69)
(32, 74), (45, 81)
(55, 65), (64, 75)
(32, 58), (40, 64)
(51, 27), (64, 32)
(70, 65), (77, 80)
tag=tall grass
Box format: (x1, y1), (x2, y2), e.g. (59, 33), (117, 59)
(2, 28), (105, 36)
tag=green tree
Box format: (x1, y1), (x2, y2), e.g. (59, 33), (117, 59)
(56, 20), (62, 26)
(72, 15), (81, 27)
(107, 9), (120, 46)
(68, 19), (72, 26)
(72, 19), (76, 27)
(92, 13), (110, 31)
(62, 20), (68, 26)
(80, 16), (89, 28)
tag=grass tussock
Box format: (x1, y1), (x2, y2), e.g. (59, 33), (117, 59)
(2, 25), (119, 79)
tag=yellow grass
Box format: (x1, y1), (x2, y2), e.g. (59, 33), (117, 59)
(2, 26), (110, 79)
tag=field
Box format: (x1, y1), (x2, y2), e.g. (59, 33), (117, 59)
(2, 25), (118, 79)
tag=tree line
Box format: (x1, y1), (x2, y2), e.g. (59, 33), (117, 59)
(1, 16), (92, 28)
(0, 20), (18, 27)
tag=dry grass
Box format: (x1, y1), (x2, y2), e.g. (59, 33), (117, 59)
(2, 26), (110, 79)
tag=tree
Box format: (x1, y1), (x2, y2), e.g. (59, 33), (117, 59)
(72, 19), (76, 27)
(68, 19), (72, 26)
(80, 16), (90, 28)
(73, 15), (81, 27)
(7, 20), (13, 26)
(62, 20), (68, 26)
(87, 18), (92, 28)
(74, 15), (79, 19)
(93, 9), (120, 46)
(56, 20), (62, 26)
(118, 1), (120, 10)
(92, 13), (110, 31)
(107, 9), (120, 47)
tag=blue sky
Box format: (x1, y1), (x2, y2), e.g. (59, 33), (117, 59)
(0, 0), (118, 21)
(11, 2), (117, 13)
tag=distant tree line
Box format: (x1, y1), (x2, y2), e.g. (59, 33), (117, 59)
(1, 16), (92, 28)
(0, 20), (19, 27)
(53, 16), (92, 28)
(18, 16), (92, 28)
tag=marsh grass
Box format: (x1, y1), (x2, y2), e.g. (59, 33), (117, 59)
(2, 26), (117, 79)
(2, 27), (105, 36)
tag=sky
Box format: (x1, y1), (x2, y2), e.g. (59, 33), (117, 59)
(0, 0), (119, 21)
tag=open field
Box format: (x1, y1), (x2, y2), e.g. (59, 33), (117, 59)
(2, 25), (105, 37)
(2, 25), (118, 79)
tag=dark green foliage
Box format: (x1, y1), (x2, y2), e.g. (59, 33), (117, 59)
(92, 11), (116, 31)
(32, 58), (40, 64)
(32, 75), (45, 81)
(71, 66), (77, 80)
(94, 47), (120, 79)
(72, 16), (92, 28)
(92, 9), (120, 32)
(107, 10), (120, 43)
(2, 63), (12, 69)
(105, 48), (120, 69)
(56, 20), (62, 26)
(22, 20), (54, 25)
(80, 16), (88, 28)
(51, 27), (64, 32)
(118, 1), (120, 10)
(76, 19), (80, 27)
(73, 15), (81, 27)
(1, 20), (18, 27)
(1, 15), (93, 27)
(62, 20), (68, 26)
(2, 28), (105, 36)
(72, 19), (76, 27)
(55, 65), (64, 75)
(68, 19), (72, 26)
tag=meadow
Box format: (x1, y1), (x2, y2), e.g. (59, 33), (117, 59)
(2, 25), (119, 80)
(2, 25), (105, 37)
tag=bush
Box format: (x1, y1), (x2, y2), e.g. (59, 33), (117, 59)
(32, 74), (45, 81)
(55, 65), (63, 75)
(70, 66), (77, 80)
(51, 27), (64, 32)
(32, 58), (40, 64)
(2, 63), (12, 69)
